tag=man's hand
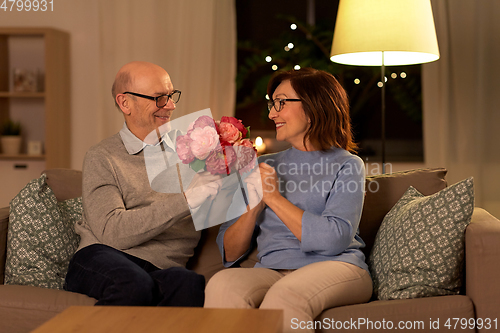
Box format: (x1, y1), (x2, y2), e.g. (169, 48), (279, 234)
(184, 171), (222, 209)
(243, 167), (264, 210)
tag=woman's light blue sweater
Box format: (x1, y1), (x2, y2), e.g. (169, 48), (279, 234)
(217, 147), (369, 272)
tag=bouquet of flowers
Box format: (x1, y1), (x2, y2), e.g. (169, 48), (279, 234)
(175, 116), (257, 175)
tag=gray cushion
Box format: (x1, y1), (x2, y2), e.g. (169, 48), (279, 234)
(4, 174), (82, 289)
(369, 177), (474, 300)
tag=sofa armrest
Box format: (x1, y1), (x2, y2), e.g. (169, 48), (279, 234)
(0, 206), (9, 284)
(465, 208), (500, 325)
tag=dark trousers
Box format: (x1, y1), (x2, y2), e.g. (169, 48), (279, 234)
(64, 244), (205, 307)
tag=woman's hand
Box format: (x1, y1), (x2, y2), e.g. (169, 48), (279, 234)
(259, 162), (282, 205)
(258, 162), (305, 241)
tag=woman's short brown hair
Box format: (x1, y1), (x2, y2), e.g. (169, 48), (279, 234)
(267, 68), (357, 153)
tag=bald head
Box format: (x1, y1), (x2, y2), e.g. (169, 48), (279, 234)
(112, 61), (176, 141)
(112, 61), (171, 108)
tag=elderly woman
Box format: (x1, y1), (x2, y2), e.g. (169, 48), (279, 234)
(204, 68), (372, 333)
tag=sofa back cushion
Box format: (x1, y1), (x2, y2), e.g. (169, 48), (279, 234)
(44, 169), (83, 201)
(359, 168), (448, 257)
(187, 225), (258, 281)
(186, 225), (225, 281)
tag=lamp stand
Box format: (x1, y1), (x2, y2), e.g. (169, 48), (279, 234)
(381, 52), (386, 174)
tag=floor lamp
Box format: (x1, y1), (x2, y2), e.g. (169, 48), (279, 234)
(330, 0), (440, 174)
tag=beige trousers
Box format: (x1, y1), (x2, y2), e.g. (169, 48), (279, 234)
(204, 261), (372, 333)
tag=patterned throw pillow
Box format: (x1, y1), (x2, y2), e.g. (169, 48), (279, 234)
(4, 174), (82, 290)
(369, 177), (474, 300)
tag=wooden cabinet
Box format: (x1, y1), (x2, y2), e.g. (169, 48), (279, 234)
(0, 27), (70, 206)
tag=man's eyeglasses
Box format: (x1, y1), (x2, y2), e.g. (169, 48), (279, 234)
(123, 90), (181, 108)
(267, 98), (301, 112)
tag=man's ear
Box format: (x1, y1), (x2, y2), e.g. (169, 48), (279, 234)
(116, 94), (131, 115)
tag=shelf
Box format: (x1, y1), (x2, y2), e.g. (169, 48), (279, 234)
(0, 27), (69, 207)
(0, 91), (45, 98)
(0, 154), (45, 161)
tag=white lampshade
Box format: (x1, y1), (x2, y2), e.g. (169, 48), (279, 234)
(330, 0), (440, 66)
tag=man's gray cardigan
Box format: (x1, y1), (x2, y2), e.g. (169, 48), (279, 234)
(75, 124), (199, 269)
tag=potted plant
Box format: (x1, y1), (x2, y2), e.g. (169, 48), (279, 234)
(1, 119), (22, 155)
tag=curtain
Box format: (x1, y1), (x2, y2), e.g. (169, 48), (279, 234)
(423, 1), (500, 218)
(97, 0), (236, 139)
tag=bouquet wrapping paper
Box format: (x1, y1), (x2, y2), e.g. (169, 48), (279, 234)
(143, 108), (260, 230)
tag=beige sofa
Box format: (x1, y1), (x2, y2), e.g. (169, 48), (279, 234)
(1, 168), (499, 333)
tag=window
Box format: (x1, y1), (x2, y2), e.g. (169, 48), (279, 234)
(235, 0), (423, 162)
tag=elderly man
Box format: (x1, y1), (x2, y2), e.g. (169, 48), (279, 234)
(64, 61), (210, 306)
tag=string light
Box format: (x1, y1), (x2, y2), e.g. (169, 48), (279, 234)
(272, 65), (278, 71)
(400, 72), (407, 78)
(285, 42), (295, 52)
(391, 73), (397, 79)
(290, 24), (297, 30)
(354, 78), (360, 84)
(265, 56), (272, 62)
(294, 65), (301, 70)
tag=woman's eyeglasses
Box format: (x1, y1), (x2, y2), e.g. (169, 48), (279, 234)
(267, 98), (301, 112)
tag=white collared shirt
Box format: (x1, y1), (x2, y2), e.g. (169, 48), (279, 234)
(119, 122), (191, 193)
(119, 122), (176, 154)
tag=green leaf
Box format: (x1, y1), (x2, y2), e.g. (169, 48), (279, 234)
(1, 119), (21, 136)
(189, 159), (206, 172)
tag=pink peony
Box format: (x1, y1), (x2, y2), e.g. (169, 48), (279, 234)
(205, 146), (237, 175)
(189, 126), (219, 160)
(235, 138), (254, 149)
(233, 139), (257, 173)
(219, 122), (241, 144)
(178, 115), (252, 175)
(187, 115), (217, 135)
(176, 134), (195, 164)
(221, 116), (248, 138)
